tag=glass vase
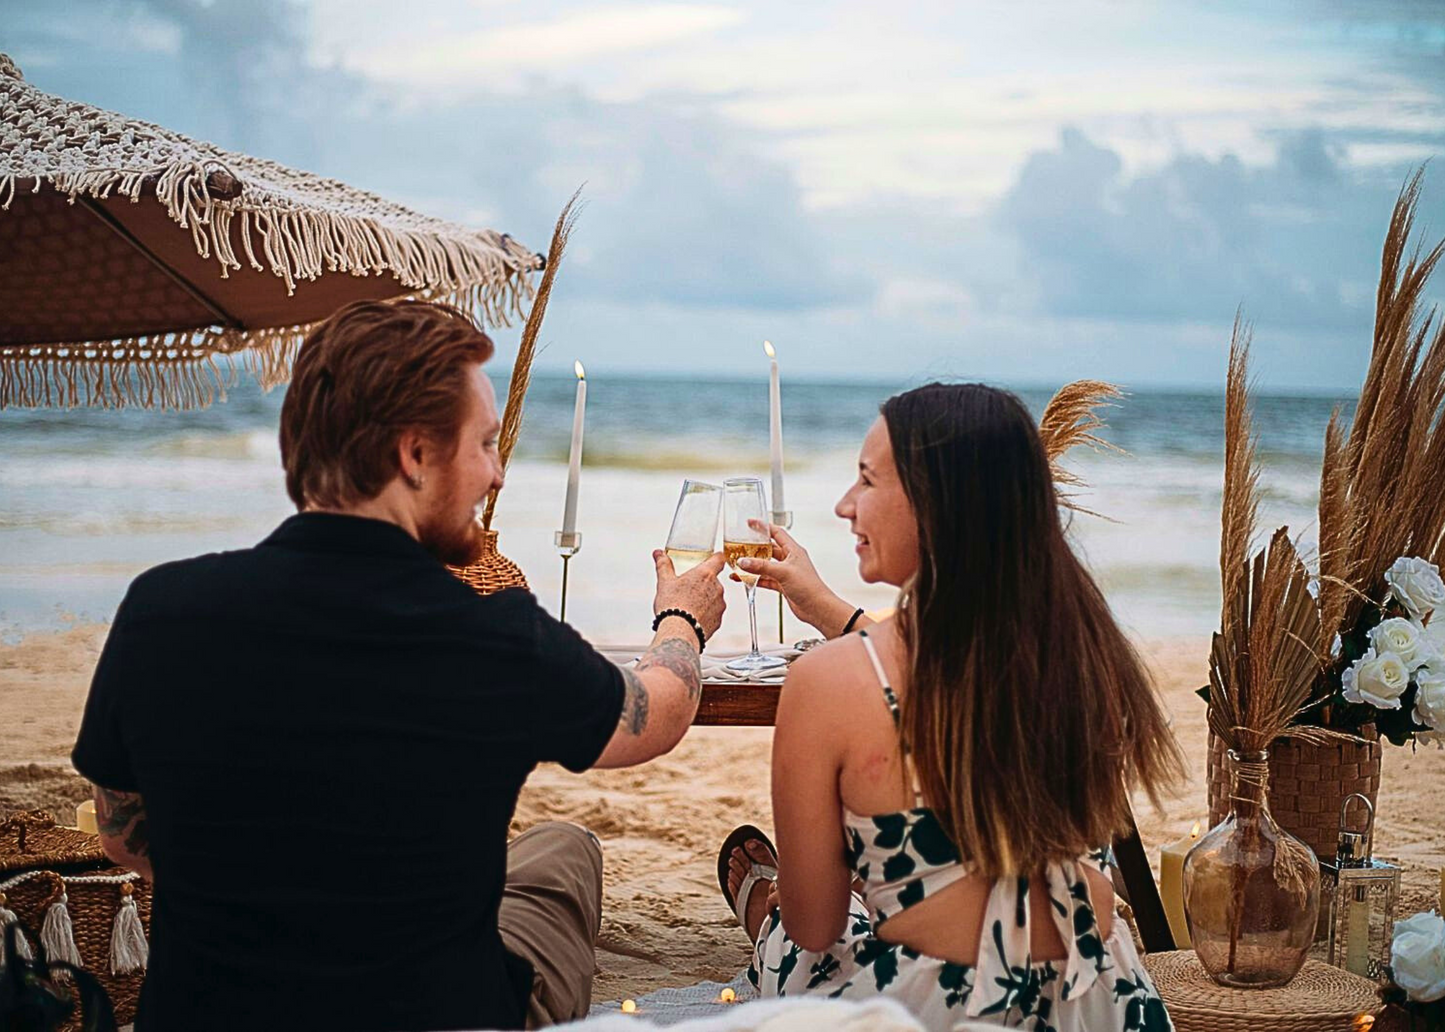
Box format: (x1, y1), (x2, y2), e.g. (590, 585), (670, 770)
(1183, 748), (1320, 988)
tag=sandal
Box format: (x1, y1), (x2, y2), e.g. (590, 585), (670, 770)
(717, 824), (778, 933)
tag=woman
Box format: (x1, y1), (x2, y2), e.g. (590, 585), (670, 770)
(718, 383), (1182, 1030)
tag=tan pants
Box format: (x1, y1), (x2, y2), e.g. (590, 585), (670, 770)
(498, 821), (604, 1029)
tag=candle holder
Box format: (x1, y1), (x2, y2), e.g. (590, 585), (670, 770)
(555, 531), (582, 622)
(771, 510), (792, 643)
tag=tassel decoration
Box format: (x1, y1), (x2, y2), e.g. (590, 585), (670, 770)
(40, 890), (83, 976)
(0, 891), (34, 966)
(110, 883), (148, 974)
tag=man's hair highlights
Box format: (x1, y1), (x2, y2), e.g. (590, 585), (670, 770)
(279, 300), (495, 510)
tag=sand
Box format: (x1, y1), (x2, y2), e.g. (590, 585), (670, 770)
(2, 626), (1441, 1002)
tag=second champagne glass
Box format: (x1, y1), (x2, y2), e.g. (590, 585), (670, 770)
(664, 480), (722, 573)
(722, 477), (788, 673)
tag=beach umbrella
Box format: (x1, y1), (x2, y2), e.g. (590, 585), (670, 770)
(0, 53), (542, 409)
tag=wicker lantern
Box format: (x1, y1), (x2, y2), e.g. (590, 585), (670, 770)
(1323, 794), (1400, 981)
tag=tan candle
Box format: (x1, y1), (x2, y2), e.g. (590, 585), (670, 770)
(1159, 820), (1202, 949)
(75, 799), (97, 835)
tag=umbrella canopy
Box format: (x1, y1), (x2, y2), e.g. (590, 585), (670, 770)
(0, 54), (542, 408)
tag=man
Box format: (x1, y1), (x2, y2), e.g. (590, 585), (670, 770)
(72, 300), (726, 1031)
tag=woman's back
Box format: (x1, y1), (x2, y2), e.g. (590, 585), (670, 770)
(827, 622), (1115, 966)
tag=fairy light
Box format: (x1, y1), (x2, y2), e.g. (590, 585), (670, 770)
(719, 987), (737, 1003)
(621, 999), (637, 1014)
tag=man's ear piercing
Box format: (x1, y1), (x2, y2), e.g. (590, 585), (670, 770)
(407, 473), (425, 490)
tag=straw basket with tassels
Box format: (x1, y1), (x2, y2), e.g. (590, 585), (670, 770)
(446, 194), (581, 596)
(0, 810), (151, 1030)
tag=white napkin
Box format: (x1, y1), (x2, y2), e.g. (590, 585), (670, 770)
(699, 644), (801, 682)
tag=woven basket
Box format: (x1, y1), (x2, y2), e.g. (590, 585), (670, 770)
(1206, 725), (1380, 863)
(447, 528), (527, 595)
(1144, 951), (1382, 1031)
(0, 810), (106, 875)
(1, 812), (150, 1031)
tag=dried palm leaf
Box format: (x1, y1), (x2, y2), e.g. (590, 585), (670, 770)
(1208, 529), (1335, 757)
(1038, 380), (1123, 510)
(1221, 314), (1260, 616)
(481, 190), (582, 530)
(1316, 168), (1445, 667)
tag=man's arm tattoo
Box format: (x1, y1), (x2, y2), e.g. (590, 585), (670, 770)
(94, 785), (150, 858)
(619, 668), (651, 735)
(636, 635), (703, 702)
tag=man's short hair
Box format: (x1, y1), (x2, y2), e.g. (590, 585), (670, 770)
(279, 299), (495, 510)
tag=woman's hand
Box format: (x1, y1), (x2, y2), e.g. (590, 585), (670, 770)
(734, 521), (859, 638)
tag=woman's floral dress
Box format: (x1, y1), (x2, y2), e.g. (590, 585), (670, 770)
(747, 630), (1172, 1032)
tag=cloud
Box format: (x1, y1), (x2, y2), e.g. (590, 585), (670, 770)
(993, 126), (1432, 335)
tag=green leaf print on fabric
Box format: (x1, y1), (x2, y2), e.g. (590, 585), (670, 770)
(897, 878), (925, 909)
(872, 813), (907, 850)
(882, 851), (916, 881)
(807, 954), (841, 990)
(908, 811), (958, 865)
(938, 961), (972, 1009)
(770, 944), (801, 993)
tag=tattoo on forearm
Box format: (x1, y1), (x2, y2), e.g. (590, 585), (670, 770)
(619, 668), (651, 735)
(637, 635), (703, 702)
(94, 785), (150, 859)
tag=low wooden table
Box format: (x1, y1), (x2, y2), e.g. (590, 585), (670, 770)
(599, 647), (782, 726)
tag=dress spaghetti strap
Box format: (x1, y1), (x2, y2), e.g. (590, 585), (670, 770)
(857, 629), (901, 724)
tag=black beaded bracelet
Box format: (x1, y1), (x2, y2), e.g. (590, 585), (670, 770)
(653, 607), (707, 651)
(840, 607), (866, 637)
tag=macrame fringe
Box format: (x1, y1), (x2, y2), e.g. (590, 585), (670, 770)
(40, 891), (82, 978)
(0, 283), (506, 409)
(109, 887), (148, 975)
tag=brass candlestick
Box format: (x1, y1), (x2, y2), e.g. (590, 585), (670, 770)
(555, 530), (582, 622)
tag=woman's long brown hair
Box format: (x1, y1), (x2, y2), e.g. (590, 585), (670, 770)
(884, 383), (1183, 878)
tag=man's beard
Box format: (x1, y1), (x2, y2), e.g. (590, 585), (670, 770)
(418, 492), (485, 567)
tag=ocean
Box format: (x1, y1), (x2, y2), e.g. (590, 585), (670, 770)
(0, 373), (1351, 648)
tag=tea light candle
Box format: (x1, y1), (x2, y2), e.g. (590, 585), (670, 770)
(1159, 820), (1202, 948)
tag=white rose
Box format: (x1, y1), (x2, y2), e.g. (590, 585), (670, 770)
(1342, 648), (1410, 709)
(1386, 556), (1445, 620)
(1414, 664), (1445, 731)
(1371, 617), (1428, 670)
(1392, 911), (1445, 1003)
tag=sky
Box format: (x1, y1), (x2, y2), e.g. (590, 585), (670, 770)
(5, 0), (1445, 389)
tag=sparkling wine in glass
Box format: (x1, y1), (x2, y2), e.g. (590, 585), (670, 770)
(664, 480), (722, 574)
(722, 477), (787, 673)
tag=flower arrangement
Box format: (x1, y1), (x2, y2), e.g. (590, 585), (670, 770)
(1332, 557), (1445, 746)
(1381, 911), (1445, 1030)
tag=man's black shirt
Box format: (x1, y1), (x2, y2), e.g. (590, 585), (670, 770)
(72, 513), (625, 1031)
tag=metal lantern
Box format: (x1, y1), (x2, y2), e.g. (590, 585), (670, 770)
(1322, 793), (1400, 980)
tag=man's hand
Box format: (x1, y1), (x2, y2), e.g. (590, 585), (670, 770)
(734, 522), (861, 637)
(93, 784), (153, 881)
(652, 549), (726, 639)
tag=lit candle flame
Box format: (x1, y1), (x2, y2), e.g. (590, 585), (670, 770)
(574, 360), (586, 381)
(1353, 1015), (1375, 1031)
(763, 340), (775, 359)
(621, 999), (637, 1014)
(1190, 821), (1202, 839)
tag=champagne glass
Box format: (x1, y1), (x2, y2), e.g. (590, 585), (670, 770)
(722, 477), (788, 673)
(664, 480), (722, 574)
